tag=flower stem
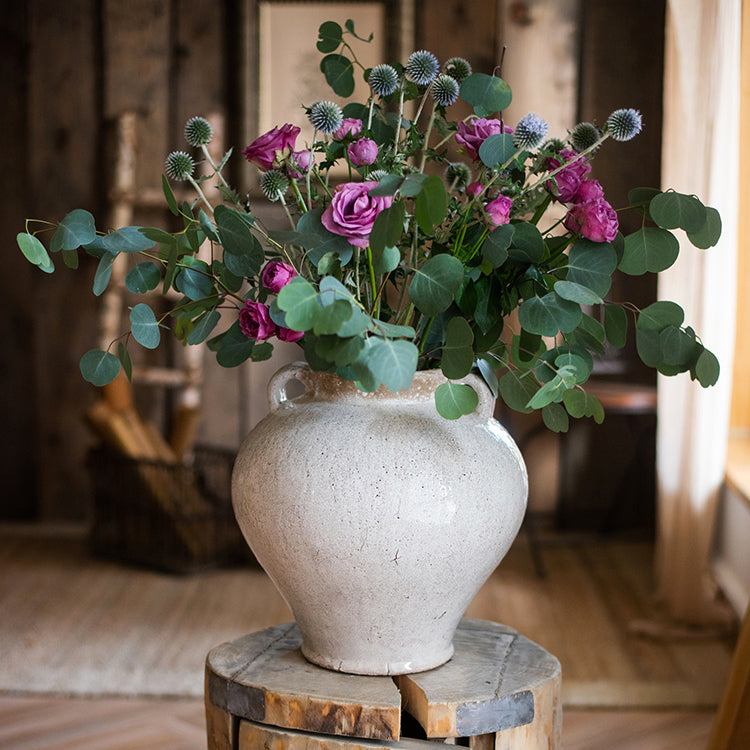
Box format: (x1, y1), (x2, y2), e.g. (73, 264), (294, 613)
(187, 175), (214, 215)
(418, 104), (437, 173)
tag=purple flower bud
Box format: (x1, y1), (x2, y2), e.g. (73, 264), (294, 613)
(347, 138), (378, 167)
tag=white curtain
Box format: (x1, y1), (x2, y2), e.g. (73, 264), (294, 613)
(656, 0), (740, 624)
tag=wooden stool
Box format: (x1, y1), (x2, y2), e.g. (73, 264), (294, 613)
(205, 618), (561, 750)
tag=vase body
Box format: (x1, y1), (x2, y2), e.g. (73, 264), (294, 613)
(231, 363), (528, 675)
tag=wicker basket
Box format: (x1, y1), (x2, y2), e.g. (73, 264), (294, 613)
(88, 445), (253, 573)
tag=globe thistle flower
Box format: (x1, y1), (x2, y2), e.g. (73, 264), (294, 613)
(542, 138), (566, 155)
(184, 116), (213, 147)
(368, 64), (399, 97)
(513, 113), (549, 150)
(432, 74), (460, 107)
(260, 169), (289, 202)
(405, 50), (439, 86)
(308, 100), (344, 135)
(445, 162), (472, 190)
(368, 169), (390, 183)
(570, 122), (600, 153)
(606, 108), (643, 141)
(165, 151), (195, 181)
(443, 56), (472, 84)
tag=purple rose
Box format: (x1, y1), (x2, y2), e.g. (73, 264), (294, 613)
(242, 124), (300, 171)
(288, 149), (312, 179)
(321, 182), (393, 248)
(239, 300), (277, 341)
(333, 118), (363, 140)
(575, 178), (604, 203)
(347, 138), (378, 166)
(277, 327), (304, 343)
(564, 198), (619, 243)
(466, 182), (484, 198)
(455, 118), (513, 161)
(546, 148), (592, 202)
(485, 195), (513, 227)
(262, 261), (297, 293)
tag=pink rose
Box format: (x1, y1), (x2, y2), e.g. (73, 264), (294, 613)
(277, 327), (304, 343)
(333, 118), (363, 140)
(455, 118), (513, 161)
(239, 300), (277, 340)
(347, 138), (378, 166)
(485, 195), (513, 227)
(261, 261), (297, 293)
(564, 198), (619, 243)
(321, 182), (393, 248)
(575, 178), (604, 203)
(546, 148), (592, 202)
(288, 149), (312, 179)
(242, 124), (300, 171)
(466, 182), (484, 198)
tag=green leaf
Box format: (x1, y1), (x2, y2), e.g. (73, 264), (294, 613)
(315, 334), (364, 367)
(372, 245), (400, 274)
(460, 73), (512, 116)
(116, 342), (132, 381)
(562, 388), (587, 418)
(636, 328), (663, 367)
(695, 348), (720, 386)
(93, 253), (114, 296)
(481, 224), (514, 268)
(80, 349), (121, 386)
(360, 337), (418, 392)
(186, 310), (221, 345)
(175, 257), (213, 300)
(162, 238), (180, 293)
(542, 403), (569, 433)
(53, 209), (96, 250)
(649, 191), (707, 232)
(628, 187), (662, 207)
(415, 175), (447, 235)
(101, 226), (155, 254)
(129, 303), (161, 350)
(215, 205), (264, 277)
(441, 317), (475, 379)
(566, 239), (617, 297)
(435, 382), (480, 420)
(17, 232), (52, 270)
(604, 304), (628, 348)
(659, 325), (699, 367)
(507, 222), (545, 263)
(409, 254), (464, 316)
(320, 53), (355, 97)
(162, 174), (179, 216)
(478, 133), (517, 169)
(126, 261), (161, 294)
(553, 280), (603, 305)
(368, 174), (403, 197)
(61, 248), (79, 269)
(400, 173), (429, 197)
(276, 277), (321, 331)
(619, 226), (680, 275)
(313, 298), (353, 335)
(498, 371), (537, 414)
(371, 320), (416, 338)
(215, 322), (256, 367)
(317, 21), (342, 53)
(687, 206), (722, 249)
(527, 366), (577, 409)
(199, 209), (219, 243)
(370, 201), (406, 252)
(636, 300), (685, 331)
(518, 292), (582, 336)
(554, 352), (591, 384)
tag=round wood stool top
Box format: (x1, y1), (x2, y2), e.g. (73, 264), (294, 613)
(205, 618), (561, 746)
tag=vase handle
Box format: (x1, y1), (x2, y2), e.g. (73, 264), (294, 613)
(267, 361), (309, 411)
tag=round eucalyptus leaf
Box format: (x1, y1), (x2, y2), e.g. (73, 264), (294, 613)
(276, 277), (321, 331)
(440, 316), (475, 380)
(320, 53), (355, 97)
(216, 323), (257, 368)
(93, 253), (114, 296)
(637, 300), (685, 332)
(52, 209), (96, 251)
(435, 382), (480, 420)
(481, 224), (514, 268)
(604, 304), (628, 348)
(186, 310), (221, 345)
(359, 337), (418, 392)
(566, 240), (617, 297)
(687, 206), (722, 249)
(553, 280), (603, 306)
(460, 73), (512, 116)
(649, 191), (707, 232)
(518, 292), (582, 337)
(175, 258), (213, 301)
(129, 303), (161, 350)
(542, 402), (569, 433)
(636, 328), (663, 367)
(370, 202), (406, 252)
(619, 226), (680, 275)
(507, 222), (545, 263)
(659, 325), (699, 367)
(415, 175), (448, 235)
(17, 232), (52, 269)
(695, 347), (720, 386)
(80, 349), (120, 386)
(409, 254), (464, 316)
(317, 21), (343, 53)
(498, 371), (537, 414)
(101, 226), (156, 254)
(478, 133), (516, 169)
(126, 262), (161, 294)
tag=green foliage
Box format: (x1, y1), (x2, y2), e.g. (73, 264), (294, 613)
(18, 21), (722, 427)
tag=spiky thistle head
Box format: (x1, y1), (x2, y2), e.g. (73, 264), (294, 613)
(184, 116), (213, 147)
(445, 162), (472, 190)
(368, 169), (390, 183)
(308, 100), (344, 135)
(368, 64), (399, 97)
(443, 56), (472, 84)
(569, 122), (601, 153)
(513, 113), (549, 150)
(165, 151), (194, 181)
(606, 108), (643, 141)
(260, 170), (289, 202)
(432, 74), (460, 107)
(405, 50), (439, 86)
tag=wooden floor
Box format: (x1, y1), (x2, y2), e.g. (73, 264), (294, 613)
(0, 523), (735, 748)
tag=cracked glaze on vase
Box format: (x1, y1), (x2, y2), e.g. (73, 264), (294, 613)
(231, 363), (528, 675)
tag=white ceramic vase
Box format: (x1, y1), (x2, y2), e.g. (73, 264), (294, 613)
(231, 363), (528, 675)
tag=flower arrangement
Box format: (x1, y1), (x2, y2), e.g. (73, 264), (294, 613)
(17, 20), (721, 428)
